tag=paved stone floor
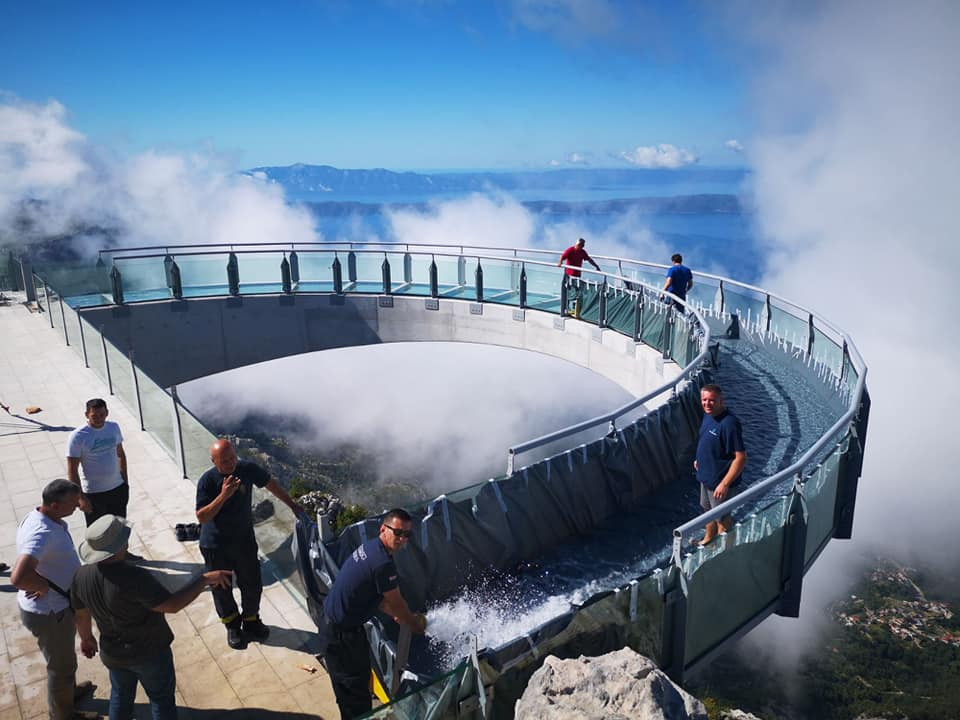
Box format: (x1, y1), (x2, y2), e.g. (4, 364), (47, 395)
(0, 293), (340, 719)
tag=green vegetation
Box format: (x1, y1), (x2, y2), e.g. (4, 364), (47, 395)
(689, 559), (960, 720)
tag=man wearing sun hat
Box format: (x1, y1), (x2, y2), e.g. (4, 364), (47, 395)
(70, 515), (232, 720)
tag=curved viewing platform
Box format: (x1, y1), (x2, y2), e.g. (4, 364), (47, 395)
(21, 241), (869, 719)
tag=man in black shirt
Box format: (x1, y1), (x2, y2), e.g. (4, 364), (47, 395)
(321, 508), (426, 719)
(70, 514), (231, 720)
(195, 438), (305, 649)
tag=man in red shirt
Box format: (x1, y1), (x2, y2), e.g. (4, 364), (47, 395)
(558, 238), (601, 278)
(558, 238), (601, 318)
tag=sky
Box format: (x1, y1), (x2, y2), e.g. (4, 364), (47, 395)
(0, 0), (747, 170)
(3, 0), (960, 686)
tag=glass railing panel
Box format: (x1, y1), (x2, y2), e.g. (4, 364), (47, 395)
(812, 322), (844, 377)
(352, 252), (384, 286)
(685, 276), (720, 311)
(670, 315), (693, 366)
(115, 257), (169, 301)
(480, 257), (519, 298)
(721, 286), (766, 331)
(135, 367), (178, 459)
(62, 304), (85, 361)
(683, 494), (790, 664)
(176, 401), (217, 481)
(767, 297), (809, 349)
(176, 254), (231, 293)
(576, 281), (602, 323)
(524, 264), (563, 309)
(358, 661), (469, 719)
(79, 316), (110, 386)
(619, 263), (663, 290)
(803, 437), (846, 565)
(237, 252), (286, 293)
(433, 254), (464, 291)
(104, 340), (137, 417)
(33, 275), (48, 311)
(48, 286), (64, 335)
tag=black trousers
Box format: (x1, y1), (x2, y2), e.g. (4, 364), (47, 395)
(199, 541), (262, 623)
(320, 618), (372, 720)
(84, 482), (129, 526)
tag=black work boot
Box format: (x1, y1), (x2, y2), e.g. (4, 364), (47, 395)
(226, 618), (246, 649)
(242, 616), (270, 642)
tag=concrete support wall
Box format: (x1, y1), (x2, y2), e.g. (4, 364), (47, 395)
(79, 294), (679, 398)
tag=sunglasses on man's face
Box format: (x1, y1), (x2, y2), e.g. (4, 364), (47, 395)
(383, 524), (413, 539)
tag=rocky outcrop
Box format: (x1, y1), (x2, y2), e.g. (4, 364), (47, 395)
(514, 647), (708, 720)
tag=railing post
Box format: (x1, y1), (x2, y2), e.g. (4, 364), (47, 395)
(170, 260), (183, 300)
(170, 385), (188, 479)
(226, 252), (240, 296)
(129, 349), (145, 431)
(100, 326), (113, 395)
(110, 265), (125, 305)
(44, 283), (53, 327)
(661, 564), (688, 684)
(281, 255), (292, 294)
(519, 263), (527, 308)
(429, 257), (438, 298)
(475, 260), (483, 302)
(289, 250), (300, 284)
(163, 254), (175, 289)
(58, 295), (69, 346)
(763, 294), (772, 334)
(403, 253), (412, 284)
(661, 306), (673, 359)
(807, 313), (815, 356)
(560, 274), (568, 316)
(598, 276), (608, 328)
(457, 255), (466, 287)
(332, 255), (343, 294)
(633, 292), (644, 341)
(381, 255), (392, 295)
(776, 478), (807, 618)
(715, 280), (725, 315)
(347, 251), (357, 285)
(78, 313), (89, 367)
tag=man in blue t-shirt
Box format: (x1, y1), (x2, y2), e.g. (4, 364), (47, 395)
(195, 438), (305, 649)
(320, 508), (426, 719)
(662, 253), (693, 311)
(694, 384), (747, 546)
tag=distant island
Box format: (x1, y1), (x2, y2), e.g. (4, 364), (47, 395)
(245, 162), (748, 214)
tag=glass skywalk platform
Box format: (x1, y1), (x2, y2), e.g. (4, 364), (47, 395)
(22, 241), (868, 720)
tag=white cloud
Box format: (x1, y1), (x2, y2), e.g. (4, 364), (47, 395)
(0, 94), (316, 253)
(618, 143), (698, 168)
(510, 0), (618, 44)
(567, 151), (590, 165)
(725, 139), (744, 153)
(730, 0), (960, 668)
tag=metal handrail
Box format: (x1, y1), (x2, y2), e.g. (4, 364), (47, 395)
(101, 241), (846, 343)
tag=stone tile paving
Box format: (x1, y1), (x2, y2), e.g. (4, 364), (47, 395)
(0, 294), (340, 719)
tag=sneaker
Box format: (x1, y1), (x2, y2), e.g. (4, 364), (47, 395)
(226, 621), (246, 650)
(242, 617), (270, 641)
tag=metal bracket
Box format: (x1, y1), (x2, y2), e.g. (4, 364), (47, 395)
(512, 309), (525, 322)
(553, 317), (565, 330)
(378, 296), (394, 308)
(424, 298), (439, 311)
(469, 303), (483, 315)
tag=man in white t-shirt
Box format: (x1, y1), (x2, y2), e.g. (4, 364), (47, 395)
(12, 479), (96, 720)
(66, 398), (129, 526)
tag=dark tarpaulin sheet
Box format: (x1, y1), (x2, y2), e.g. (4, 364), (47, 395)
(605, 291), (637, 337)
(328, 376), (706, 612)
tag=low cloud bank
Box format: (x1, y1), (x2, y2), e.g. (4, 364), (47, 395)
(0, 95), (316, 254)
(734, 0), (960, 664)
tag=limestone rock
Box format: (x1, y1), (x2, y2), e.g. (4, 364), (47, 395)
(514, 647), (708, 720)
(721, 711), (763, 720)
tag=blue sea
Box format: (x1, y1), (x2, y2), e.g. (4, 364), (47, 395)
(295, 171), (761, 284)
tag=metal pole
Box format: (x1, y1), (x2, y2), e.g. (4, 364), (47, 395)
(332, 255), (343, 294)
(429, 257), (438, 298)
(475, 260), (483, 302)
(170, 385), (188, 479)
(44, 283), (53, 327)
(519, 264), (527, 308)
(78, 314), (89, 367)
(100, 326), (113, 395)
(58, 296), (69, 346)
(130, 349), (145, 431)
(381, 255), (392, 295)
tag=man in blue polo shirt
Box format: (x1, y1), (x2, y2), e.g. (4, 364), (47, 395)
(320, 508), (426, 719)
(662, 253), (694, 311)
(694, 384), (747, 546)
